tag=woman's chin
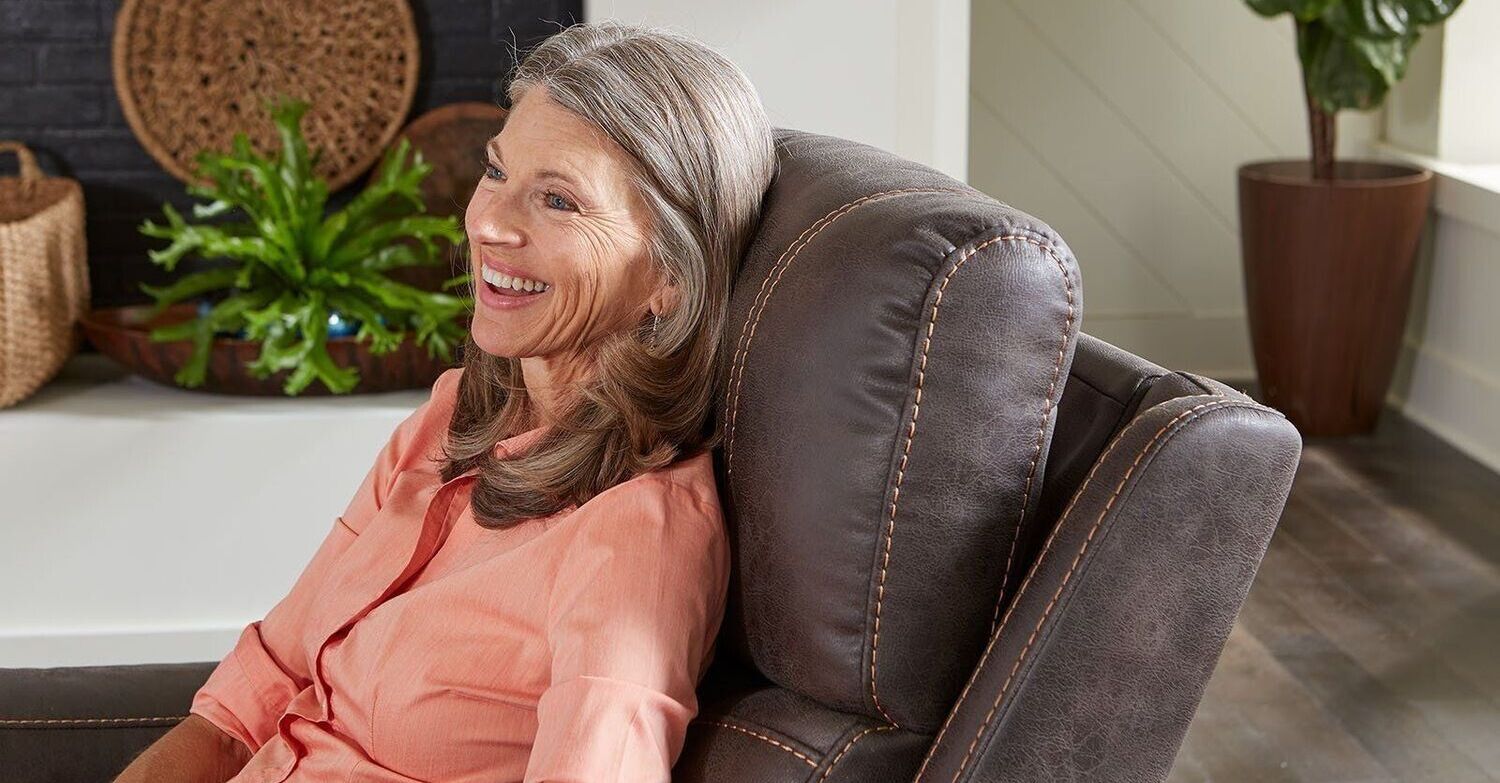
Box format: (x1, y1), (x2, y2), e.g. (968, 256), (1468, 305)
(469, 328), (533, 359)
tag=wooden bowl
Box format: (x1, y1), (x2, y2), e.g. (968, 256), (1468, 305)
(79, 303), (463, 395)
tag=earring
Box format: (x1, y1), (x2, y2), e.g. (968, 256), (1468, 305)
(651, 312), (660, 336)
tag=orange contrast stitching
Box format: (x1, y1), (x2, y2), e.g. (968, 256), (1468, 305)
(818, 724), (896, 781)
(695, 719), (819, 768)
(869, 234), (1075, 728)
(0, 715), (187, 726)
(991, 239), (1076, 628)
(912, 396), (1240, 782)
(721, 186), (971, 477)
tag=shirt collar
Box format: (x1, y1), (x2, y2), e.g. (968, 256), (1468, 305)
(493, 423), (550, 461)
(455, 424), (550, 481)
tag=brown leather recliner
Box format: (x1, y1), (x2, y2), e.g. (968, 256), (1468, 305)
(0, 129), (1302, 782)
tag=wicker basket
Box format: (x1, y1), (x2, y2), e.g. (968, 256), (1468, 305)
(0, 142), (90, 408)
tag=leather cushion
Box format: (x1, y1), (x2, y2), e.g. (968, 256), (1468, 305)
(713, 128), (1082, 732)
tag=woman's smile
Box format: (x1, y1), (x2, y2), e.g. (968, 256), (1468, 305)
(477, 259), (552, 310)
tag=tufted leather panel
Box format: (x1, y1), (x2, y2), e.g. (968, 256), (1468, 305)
(714, 128), (1081, 733)
(912, 386), (1301, 782)
(1021, 332), (1168, 616)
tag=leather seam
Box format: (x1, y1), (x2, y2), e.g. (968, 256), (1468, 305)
(946, 399), (1251, 780)
(988, 237), (1076, 630)
(693, 718), (819, 768)
(870, 232), (1075, 728)
(816, 723), (898, 782)
(721, 186), (973, 477)
(0, 715), (188, 726)
(913, 396), (1247, 782)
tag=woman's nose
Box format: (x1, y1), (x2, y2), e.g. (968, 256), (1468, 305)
(467, 188), (526, 247)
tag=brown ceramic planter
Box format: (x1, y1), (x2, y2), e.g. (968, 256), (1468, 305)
(80, 302), (461, 395)
(1238, 159), (1434, 436)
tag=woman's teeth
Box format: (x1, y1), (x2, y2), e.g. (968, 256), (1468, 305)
(481, 266), (550, 293)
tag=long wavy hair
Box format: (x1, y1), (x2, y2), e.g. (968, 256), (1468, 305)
(439, 20), (779, 528)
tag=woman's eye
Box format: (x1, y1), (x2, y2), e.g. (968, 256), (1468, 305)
(479, 158), (574, 212)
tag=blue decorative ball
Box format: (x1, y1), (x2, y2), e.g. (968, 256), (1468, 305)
(326, 309), (362, 338)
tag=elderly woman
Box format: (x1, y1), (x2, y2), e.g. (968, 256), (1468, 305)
(115, 20), (777, 783)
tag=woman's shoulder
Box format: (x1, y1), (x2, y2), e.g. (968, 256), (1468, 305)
(381, 367), (466, 476)
(554, 450), (727, 583)
(572, 449), (724, 537)
(657, 448), (721, 517)
(432, 366), (465, 406)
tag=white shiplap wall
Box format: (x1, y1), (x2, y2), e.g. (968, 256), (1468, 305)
(968, 0), (1383, 376)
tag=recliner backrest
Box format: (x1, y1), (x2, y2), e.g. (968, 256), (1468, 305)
(712, 128), (1083, 733)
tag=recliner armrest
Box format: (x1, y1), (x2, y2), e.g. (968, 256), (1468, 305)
(911, 392), (1301, 782)
(0, 661), (215, 782)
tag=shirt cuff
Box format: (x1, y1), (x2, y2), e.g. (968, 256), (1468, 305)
(188, 621), (304, 754)
(522, 674), (696, 783)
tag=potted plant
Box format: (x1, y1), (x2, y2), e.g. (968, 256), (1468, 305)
(1238, 0), (1462, 435)
(83, 97), (472, 396)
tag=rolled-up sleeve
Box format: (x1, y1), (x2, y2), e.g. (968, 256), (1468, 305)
(523, 478), (730, 783)
(188, 518), (355, 752)
(189, 367), (465, 753)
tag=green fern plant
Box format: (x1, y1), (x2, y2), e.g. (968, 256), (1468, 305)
(137, 97), (472, 395)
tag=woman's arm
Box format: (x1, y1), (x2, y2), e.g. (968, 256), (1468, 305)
(523, 477), (730, 781)
(113, 713), (252, 783)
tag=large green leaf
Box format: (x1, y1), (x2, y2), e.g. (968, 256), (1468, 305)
(1297, 18), (1420, 110)
(1325, 0), (1462, 39)
(1245, 0), (1462, 113)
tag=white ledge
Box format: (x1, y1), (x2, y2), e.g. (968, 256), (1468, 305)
(1368, 141), (1500, 236)
(0, 352), (430, 667)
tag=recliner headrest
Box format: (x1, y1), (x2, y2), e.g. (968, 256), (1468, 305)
(713, 128), (1083, 732)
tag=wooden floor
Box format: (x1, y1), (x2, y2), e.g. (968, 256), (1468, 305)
(1168, 404), (1500, 782)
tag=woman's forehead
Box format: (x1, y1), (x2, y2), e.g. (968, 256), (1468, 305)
(492, 97), (637, 197)
(499, 94), (621, 166)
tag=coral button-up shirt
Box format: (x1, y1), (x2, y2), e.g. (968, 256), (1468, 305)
(188, 367), (731, 782)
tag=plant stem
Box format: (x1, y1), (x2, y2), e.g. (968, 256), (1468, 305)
(1305, 84), (1337, 180)
(1297, 19), (1337, 180)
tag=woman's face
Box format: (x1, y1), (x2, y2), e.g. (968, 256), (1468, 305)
(465, 88), (670, 361)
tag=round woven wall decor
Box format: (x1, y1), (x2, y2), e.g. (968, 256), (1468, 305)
(112, 0), (420, 192)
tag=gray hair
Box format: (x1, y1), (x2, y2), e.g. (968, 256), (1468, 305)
(442, 20), (780, 527)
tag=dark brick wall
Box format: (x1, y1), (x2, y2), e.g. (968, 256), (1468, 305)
(0, 0), (581, 309)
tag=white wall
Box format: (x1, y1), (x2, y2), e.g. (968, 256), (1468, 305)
(967, 0), (1383, 377)
(1388, 184), (1500, 473)
(1380, 11), (1500, 474)
(1386, 2), (1500, 165)
(1380, 12), (1500, 474)
(584, 0), (970, 182)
